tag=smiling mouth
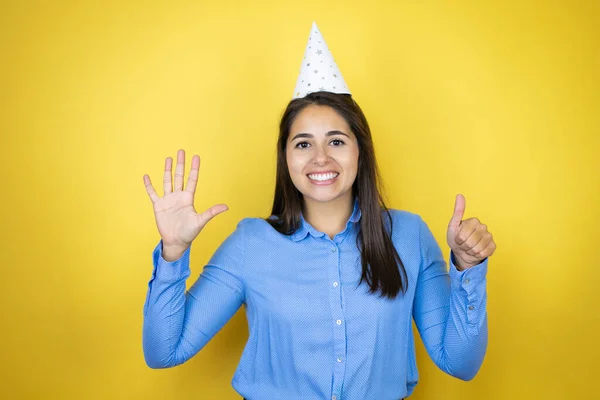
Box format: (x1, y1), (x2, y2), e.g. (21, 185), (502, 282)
(307, 172), (339, 182)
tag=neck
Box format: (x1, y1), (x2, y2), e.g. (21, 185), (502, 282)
(302, 193), (354, 239)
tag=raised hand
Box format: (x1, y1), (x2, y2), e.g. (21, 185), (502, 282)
(446, 194), (496, 270)
(143, 149), (228, 260)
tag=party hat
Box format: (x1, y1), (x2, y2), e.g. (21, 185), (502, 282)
(292, 22), (351, 99)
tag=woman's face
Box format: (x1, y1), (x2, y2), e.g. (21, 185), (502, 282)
(286, 104), (359, 207)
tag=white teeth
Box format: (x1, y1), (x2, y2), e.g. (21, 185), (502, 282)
(308, 172), (339, 181)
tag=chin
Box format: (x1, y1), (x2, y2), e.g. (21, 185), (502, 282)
(301, 188), (352, 205)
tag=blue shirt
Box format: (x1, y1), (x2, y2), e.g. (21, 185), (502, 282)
(142, 198), (488, 400)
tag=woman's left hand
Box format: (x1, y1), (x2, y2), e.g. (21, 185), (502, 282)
(446, 194), (496, 271)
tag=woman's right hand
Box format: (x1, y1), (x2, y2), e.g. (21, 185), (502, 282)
(143, 149), (228, 260)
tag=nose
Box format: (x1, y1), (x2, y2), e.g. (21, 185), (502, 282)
(311, 144), (331, 166)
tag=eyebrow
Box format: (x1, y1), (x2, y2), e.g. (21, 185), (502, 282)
(290, 130), (350, 141)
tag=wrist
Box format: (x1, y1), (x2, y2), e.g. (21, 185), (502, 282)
(451, 250), (475, 271)
(161, 242), (189, 262)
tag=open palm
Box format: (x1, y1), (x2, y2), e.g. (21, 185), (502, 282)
(143, 149), (228, 250)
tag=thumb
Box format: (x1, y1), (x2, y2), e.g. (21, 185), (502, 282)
(197, 204), (229, 228)
(449, 194), (465, 228)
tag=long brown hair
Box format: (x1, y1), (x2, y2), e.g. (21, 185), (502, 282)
(266, 91), (407, 299)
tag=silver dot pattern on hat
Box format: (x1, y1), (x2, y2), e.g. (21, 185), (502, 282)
(292, 22), (351, 99)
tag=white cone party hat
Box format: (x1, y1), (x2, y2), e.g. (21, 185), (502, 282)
(292, 22), (351, 99)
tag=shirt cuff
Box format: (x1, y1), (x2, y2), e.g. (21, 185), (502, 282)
(151, 239), (192, 282)
(449, 250), (488, 290)
(449, 250), (488, 328)
(144, 240), (192, 316)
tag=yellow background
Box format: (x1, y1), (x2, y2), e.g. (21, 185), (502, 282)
(1, 0), (598, 399)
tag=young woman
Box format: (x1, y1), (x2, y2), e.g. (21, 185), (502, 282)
(142, 91), (495, 400)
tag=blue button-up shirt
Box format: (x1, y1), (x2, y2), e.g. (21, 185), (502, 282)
(143, 198), (488, 399)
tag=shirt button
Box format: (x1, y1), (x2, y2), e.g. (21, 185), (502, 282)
(337, 357), (343, 363)
(464, 278), (471, 284)
(336, 319), (342, 325)
(333, 281), (339, 287)
(332, 396), (337, 400)
(331, 248), (337, 252)
(468, 305), (475, 311)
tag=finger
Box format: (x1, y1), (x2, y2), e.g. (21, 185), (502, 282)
(143, 174), (160, 204)
(476, 239), (496, 259)
(185, 155), (200, 196)
(163, 157), (173, 195)
(174, 149), (185, 191)
(465, 231), (491, 256)
(197, 204), (229, 227)
(449, 194), (466, 228)
(455, 217), (479, 246)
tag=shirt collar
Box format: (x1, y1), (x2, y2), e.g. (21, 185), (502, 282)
(291, 196), (362, 242)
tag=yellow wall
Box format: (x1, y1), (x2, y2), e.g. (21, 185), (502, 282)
(1, 1), (598, 398)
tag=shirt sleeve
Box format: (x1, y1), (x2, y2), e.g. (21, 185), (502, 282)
(412, 215), (488, 380)
(142, 221), (246, 369)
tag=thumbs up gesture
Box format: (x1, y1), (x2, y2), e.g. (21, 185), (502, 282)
(446, 194), (496, 271)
